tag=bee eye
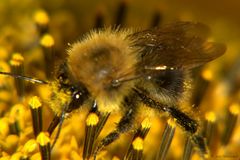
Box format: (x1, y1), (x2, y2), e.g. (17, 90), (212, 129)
(65, 88), (88, 113)
(66, 91), (82, 112)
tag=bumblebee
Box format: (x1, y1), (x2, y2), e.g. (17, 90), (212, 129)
(0, 22), (226, 158)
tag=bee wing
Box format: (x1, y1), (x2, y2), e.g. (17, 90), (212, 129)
(112, 22), (226, 85)
(130, 21), (226, 72)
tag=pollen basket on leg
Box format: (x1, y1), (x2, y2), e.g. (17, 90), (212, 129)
(67, 29), (138, 113)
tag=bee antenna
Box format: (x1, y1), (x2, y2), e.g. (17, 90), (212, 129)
(51, 110), (65, 150)
(0, 71), (48, 84)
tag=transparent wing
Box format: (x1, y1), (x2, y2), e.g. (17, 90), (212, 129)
(130, 21), (226, 71)
(113, 22), (226, 84)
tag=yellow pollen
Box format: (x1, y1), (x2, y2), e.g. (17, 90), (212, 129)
(86, 113), (99, 126)
(36, 132), (50, 146)
(34, 10), (49, 25)
(132, 137), (144, 151)
(205, 112), (216, 122)
(28, 96), (42, 109)
(40, 34), (55, 47)
(9, 53), (24, 66)
(229, 103), (240, 115)
(141, 118), (151, 129)
(167, 118), (176, 127)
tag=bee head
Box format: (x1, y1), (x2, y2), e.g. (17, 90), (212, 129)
(55, 62), (89, 113)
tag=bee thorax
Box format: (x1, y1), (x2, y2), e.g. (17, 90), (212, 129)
(67, 29), (138, 112)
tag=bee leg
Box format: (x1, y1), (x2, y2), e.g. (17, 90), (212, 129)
(167, 107), (208, 155)
(134, 88), (208, 155)
(93, 107), (135, 159)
